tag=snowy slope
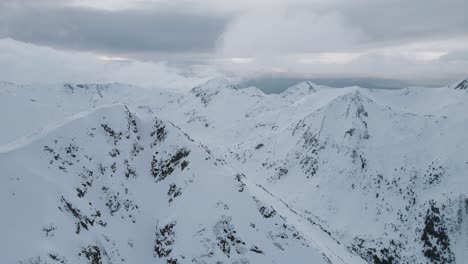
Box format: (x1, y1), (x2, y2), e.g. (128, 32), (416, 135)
(1, 77), (468, 264)
(224, 89), (468, 263)
(0, 104), (333, 264)
(0, 82), (181, 144)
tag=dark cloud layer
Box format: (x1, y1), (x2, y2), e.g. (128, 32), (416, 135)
(0, 3), (229, 53)
(2, 0), (468, 55)
(1, 0), (468, 83)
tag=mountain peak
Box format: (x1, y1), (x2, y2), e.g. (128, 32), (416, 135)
(189, 78), (238, 106)
(321, 89), (374, 116)
(191, 78), (237, 91)
(281, 81), (319, 100)
(452, 78), (468, 90)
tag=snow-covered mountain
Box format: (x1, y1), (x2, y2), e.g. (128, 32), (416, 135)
(1, 78), (467, 264)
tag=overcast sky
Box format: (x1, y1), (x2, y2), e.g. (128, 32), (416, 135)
(1, 0), (468, 86)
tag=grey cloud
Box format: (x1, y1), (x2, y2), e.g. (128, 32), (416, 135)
(439, 50), (468, 62)
(1, 0), (468, 83)
(2, 0), (468, 56)
(334, 0), (468, 47)
(0, 3), (229, 54)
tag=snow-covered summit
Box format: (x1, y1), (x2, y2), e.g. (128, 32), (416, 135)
(189, 78), (239, 105)
(280, 81), (319, 100)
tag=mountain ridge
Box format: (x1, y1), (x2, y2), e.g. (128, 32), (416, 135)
(1, 78), (467, 264)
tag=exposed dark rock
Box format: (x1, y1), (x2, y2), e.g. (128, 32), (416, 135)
(213, 216), (246, 258)
(168, 184), (182, 204)
(454, 79), (468, 90)
(253, 197), (277, 219)
(151, 148), (190, 182)
(80, 245), (103, 264)
(47, 253), (67, 263)
(154, 221), (176, 258)
(150, 118), (167, 147)
(235, 173), (246, 192)
(249, 246), (264, 254)
(101, 124), (122, 145)
(42, 224), (57, 237)
(420, 201), (454, 263)
(423, 162), (445, 186)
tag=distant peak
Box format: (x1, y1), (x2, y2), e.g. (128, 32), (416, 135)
(337, 89), (370, 102)
(452, 78), (468, 90)
(62, 83), (129, 98)
(63, 82), (128, 92)
(190, 78), (238, 106)
(281, 81), (318, 98)
(241, 86), (265, 97)
(191, 78), (237, 91)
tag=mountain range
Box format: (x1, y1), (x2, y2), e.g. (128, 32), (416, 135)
(1, 78), (467, 264)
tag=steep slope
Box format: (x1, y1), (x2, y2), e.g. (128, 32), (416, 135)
(0, 82), (180, 144)
(0, 104), (331, 264)
(225, 89), (468, 263)
(0, 90), (68, 145)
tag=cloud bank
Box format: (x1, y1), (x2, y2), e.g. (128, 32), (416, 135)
(1, 0), (468, 83)
(0, 38), (220, 90)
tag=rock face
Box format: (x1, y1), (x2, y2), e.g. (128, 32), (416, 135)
(453, 79), (468, 90)
(1, 78), (467, 264)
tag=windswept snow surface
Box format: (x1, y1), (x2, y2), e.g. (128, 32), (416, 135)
(1, 78), (468, 264)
